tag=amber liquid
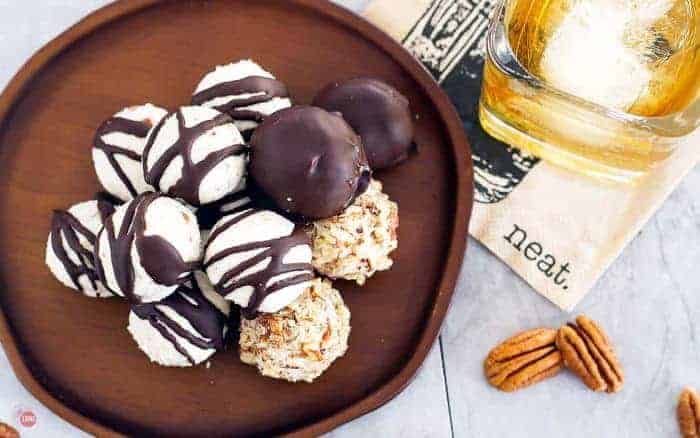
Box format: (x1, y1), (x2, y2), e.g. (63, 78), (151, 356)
(480, 0), (700, 180)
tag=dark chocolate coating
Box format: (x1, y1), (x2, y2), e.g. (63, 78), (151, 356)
(249, 106), (371, 220)
(204, 209), (313, 319)
(95, 192), (199, 303)
(195, 181), (283, 229)
(142, 108), (247, 206)
(313, 78), (414, 170)
(191, 75), (289, 132)
(49, 195), (116, 295)
(195, 188), (254, 231)
(93, 116), (152, 199)
(131, 277), (227, 365)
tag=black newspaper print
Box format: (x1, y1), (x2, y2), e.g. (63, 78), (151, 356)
(403, 0), (540, 204)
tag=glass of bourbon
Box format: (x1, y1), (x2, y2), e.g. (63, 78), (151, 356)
(478, 0), (700, 183)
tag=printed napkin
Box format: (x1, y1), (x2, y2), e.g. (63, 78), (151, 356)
(363, 0), (700, 310)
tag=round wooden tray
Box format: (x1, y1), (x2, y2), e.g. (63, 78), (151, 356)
(0, 0), (473, 436)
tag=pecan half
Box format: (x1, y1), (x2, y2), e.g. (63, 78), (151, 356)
(484, 328), (563, 392)
(556, 315), (623, 393)
(678, 387), (700, 438)
(0, 422), (19, 438)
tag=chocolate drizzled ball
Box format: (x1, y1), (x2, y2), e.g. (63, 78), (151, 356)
(313, 78), (414, 170)
(194, 269), (231, 316)
(92, 104), (168, 201)
(192, 60), (292, 135)
(204, 208), (314, 318)
(250, 106), (371, 220)
(128, 278), (228, 367)
(46, 195), (118, 298)
(195, 188), (254, 231)
(96, 193), (201, 303)
(142, 106), (247, 206)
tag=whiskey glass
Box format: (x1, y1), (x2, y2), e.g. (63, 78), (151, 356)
(478, 0), (700, 183)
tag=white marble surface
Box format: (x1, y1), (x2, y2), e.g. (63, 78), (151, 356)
(1, 1), (698, 437)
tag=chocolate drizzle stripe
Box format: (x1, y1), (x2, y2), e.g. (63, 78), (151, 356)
(152, 318), (197, 365)
(50, 198), (115, 293)
(142, 110), (247, 205)
(93, 116), (153, 198)
(95, 193), (196, 303)
(195, 189), (253, 230)
(95, 192), (120, 219)
(206, 209), (258, 244)
(132, 279), (227, 365)
(191, 76), (289, 123)
(229, 109), (265, 123)
(51, 211), (98, 291)
(204, 210), (313, 319)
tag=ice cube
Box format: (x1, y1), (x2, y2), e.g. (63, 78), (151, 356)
(539, 0), (673, 111)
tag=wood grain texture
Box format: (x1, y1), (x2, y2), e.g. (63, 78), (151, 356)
(1, 1), (450, 436)
(0, 0), (473, 436)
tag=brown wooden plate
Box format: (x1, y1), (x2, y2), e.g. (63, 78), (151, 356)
(0, 0), (473, 436)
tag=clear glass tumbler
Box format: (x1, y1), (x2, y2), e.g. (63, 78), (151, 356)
(478, 0), (700, 183)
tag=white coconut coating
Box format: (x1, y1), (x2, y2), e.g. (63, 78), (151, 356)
(97, 195), (201, 303)
(193, 60), (292, 132)
(213, 192), (252, 216)
(46, 200), (114, 298)
(195, 231), (231, 316)
(127, 282), (227, 367)
(143, 106), (247, 205)
(239, 278), (351, 382)
(127, 310), (211, 367)
(92, 104), (168, 202)
(204, 209), (313, 314)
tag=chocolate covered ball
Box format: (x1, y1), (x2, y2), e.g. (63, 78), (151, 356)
(313, 78), (414, 170)
(250, 106), (371, 220)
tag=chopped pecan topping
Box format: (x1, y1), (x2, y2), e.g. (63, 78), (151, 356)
(0, 422), (19, 438)
(556, 315), (623, 393)
(678, 387), (700, 438)
(484, 328), (563, 392)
